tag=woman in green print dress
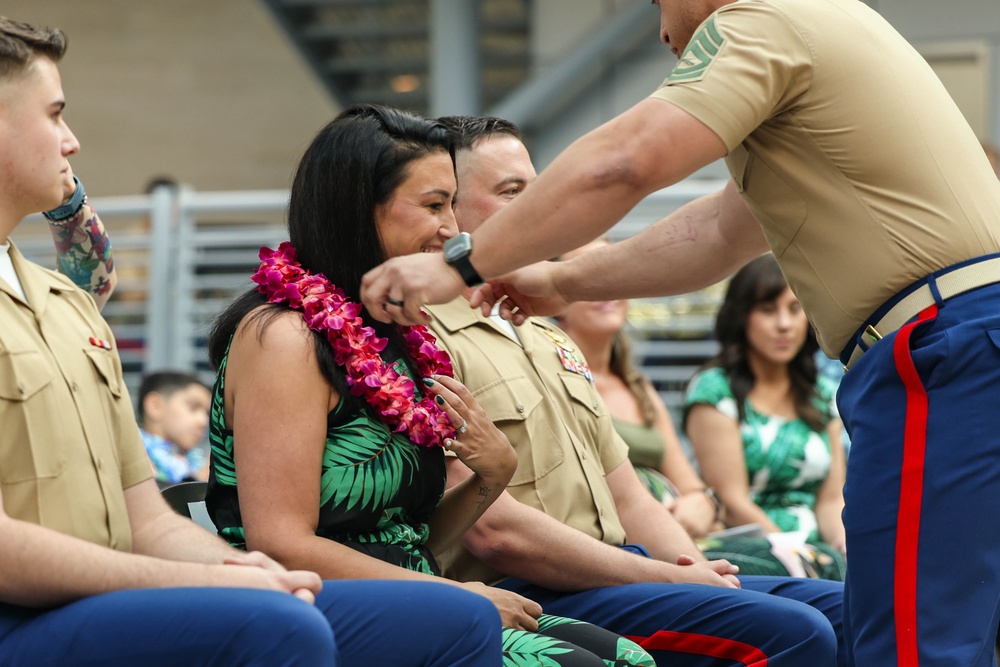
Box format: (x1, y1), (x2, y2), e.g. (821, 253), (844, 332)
(684, 255), (847, 581)
(206, 104), (654, 667)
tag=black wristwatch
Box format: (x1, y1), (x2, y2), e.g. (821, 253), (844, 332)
(43, 176), (87, 222)
(443, 232), (483, 287)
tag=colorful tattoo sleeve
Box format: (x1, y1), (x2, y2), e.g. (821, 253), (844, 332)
(48, 201), (116, 298)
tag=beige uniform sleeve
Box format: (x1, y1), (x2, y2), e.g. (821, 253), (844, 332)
(650, 2), (813, 151)
(118, 389), (155, 488)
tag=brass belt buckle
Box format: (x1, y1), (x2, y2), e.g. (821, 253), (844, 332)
(844, 324), (885, 372)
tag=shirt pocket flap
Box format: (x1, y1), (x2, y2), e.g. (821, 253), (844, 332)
(473, 377), (563, 485)
(474, 376), (542, 423)
(0, 350), (56, 401)
(85, 348), (122, 398)
(559, 373), (602, 419)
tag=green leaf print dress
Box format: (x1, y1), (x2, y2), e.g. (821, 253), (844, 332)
(685, 367), (847, 581)
(207, 343), (655, 667)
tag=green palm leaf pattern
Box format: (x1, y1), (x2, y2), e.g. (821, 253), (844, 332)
(319, 415), (419, 512)
(614, 639), (656, 667)
(208, 354), (238, 487)
(536, 615), (586, 632)
(502, 629), (573, 667)
(206, 335), (443, 575)
(534, 615), (656, 667)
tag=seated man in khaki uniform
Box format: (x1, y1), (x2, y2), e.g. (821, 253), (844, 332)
(427, 115), (846, 667)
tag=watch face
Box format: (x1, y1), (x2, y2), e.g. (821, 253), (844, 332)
(444, 233), (471, 263)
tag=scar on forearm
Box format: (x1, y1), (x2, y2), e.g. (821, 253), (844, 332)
(662, 218), (698, 247)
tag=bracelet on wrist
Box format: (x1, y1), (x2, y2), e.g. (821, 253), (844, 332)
(43, 176), (87, 222)
(686, 487), (723, 521)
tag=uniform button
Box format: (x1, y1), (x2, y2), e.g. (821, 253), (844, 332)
(17, 383), (24, 394)
(516, 404), (525, 413)
(592, 403), (598, 410)
(96, 458), (104, 471)
(110, 539), (118, 549)
(599, 508), (604, 517)
(580, 451), (587, 460)
(70, 381), (79, 392)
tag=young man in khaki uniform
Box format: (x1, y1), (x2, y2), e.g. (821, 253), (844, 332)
(365, 1), (1000, 664)
(428, 116), (845, 667)
(0, 17), (503, 666)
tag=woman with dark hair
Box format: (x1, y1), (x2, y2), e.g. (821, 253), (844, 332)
(684, 254), (847, 581)
(206, 104), (653, 667)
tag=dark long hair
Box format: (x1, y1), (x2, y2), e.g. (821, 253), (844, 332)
(208, 104), (454, 409)
(706, 254), (826, 431)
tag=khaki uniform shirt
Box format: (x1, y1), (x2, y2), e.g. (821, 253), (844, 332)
(427, 298), (628, 585)
(651, 0), (1000, 356)
(0, 243), (151, 551)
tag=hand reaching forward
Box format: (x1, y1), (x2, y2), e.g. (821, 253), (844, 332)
(461, 581), (543, 631)
(468, 262), (570, 326)
(361, 253), (466, 325)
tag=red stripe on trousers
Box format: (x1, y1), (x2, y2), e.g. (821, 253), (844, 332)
(891, 303), (938, 666)
(626, 631), (768, 666)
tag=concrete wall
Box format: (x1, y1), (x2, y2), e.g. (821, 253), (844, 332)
(4, 1), (338, 197)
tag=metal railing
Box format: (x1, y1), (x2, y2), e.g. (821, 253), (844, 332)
(17, 179), (728, 403)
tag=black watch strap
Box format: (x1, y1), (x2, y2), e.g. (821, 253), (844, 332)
(443, 232), (484, 287)
(43, 176), (86, 222)
(451, 255), (483, 287)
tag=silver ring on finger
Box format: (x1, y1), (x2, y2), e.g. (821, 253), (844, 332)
(456, 420), (468, 435)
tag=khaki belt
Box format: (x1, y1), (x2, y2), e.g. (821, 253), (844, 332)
(842, 255), (1000, 370)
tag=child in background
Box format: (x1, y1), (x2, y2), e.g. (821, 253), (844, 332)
(138, 371), (212, 484)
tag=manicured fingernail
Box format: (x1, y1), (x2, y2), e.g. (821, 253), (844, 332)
(435, 395), (445, 405)
(422, 377), (435, 387)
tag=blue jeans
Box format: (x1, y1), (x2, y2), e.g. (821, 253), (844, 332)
(0, 580), (501, 666)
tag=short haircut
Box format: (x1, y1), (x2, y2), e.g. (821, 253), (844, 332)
(137, 371), (208, 421)
(436, 115), (521, 151)
(0, 17), (66, 79)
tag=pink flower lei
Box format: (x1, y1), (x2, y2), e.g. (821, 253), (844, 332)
(251, 242), (455, 448)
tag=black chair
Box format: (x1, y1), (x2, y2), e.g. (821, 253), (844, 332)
(160, 481), (216, 533)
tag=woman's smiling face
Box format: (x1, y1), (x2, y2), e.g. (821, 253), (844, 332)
(375, 150), (458, 259)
